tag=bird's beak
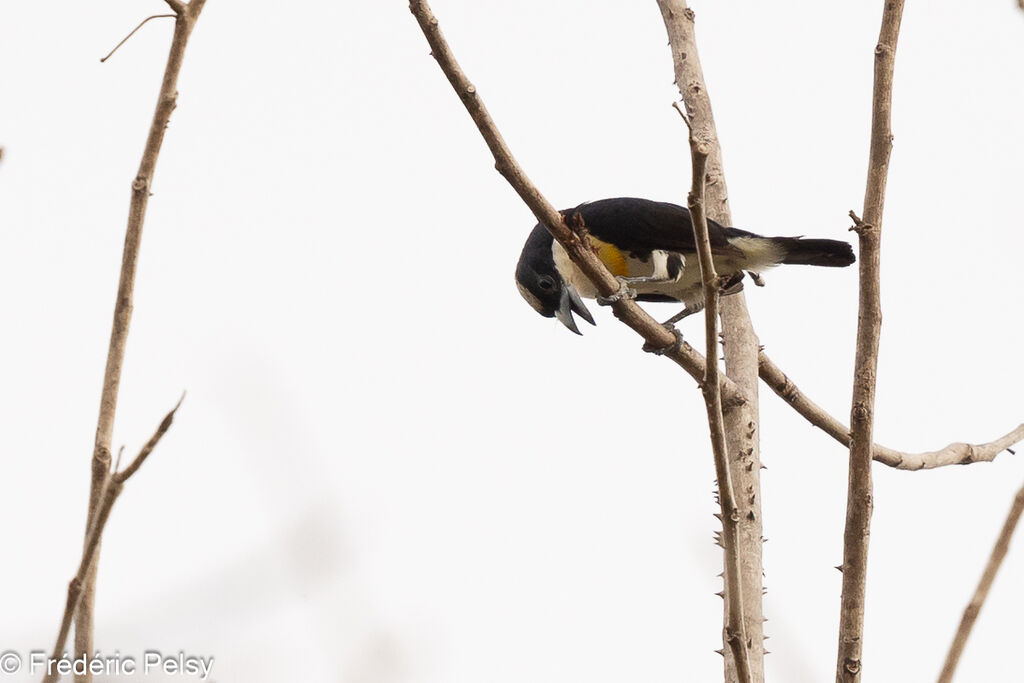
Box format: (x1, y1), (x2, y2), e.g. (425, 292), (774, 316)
(554, 284), (596, 335)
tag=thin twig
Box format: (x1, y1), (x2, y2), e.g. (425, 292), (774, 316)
(408, 0), (750, 404)
(658, 4), (765, 679)
(836, 3), (905, 682)
(688, 136), (751, 683)
(937, 482), (1024, 683)
(99, 15), (175, 63)
(757, 352), (1023, 470)
(77, 1), (205, 678)
(43, 399), (184, 683)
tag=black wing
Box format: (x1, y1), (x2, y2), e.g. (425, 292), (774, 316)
(563, 197), (740, 255)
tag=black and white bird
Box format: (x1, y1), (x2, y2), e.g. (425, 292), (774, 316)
(515, 197), (855, 334)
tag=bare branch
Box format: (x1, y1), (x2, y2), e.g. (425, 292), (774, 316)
(836, 3), (905, 682)
(687, 134), (751, 683)
(99, 14), (175, 63)
(757, 352), (1023, 469)
(76, 1), (205, 676)
(658, 3), (765, 679)
(938, 482), (1024, 683)
(44, 399), (183, 683)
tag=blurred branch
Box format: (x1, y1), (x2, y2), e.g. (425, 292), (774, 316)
(758, 352), (1023, 469)
(937, 481), (1024, 683)
(836, 2), (905, 682)
(75, 1), (205, 680)
(43, 399), (184, 683)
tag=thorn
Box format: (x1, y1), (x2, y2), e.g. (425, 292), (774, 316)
(764, 650), (771, 655)
(835, 565), (844, 572)
(763, 635), (770, 640)
(762, 587), (768, 595)
(1008, 447), (1017, 455)
(715, 591), (724, 599)
(761, 464), (768, 470)
(746, 510), (755, 521)
(716, 571), (724, 578)
(714, 649), (725, 657)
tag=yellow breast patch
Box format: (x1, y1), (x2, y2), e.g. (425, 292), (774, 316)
(589, 236), (630, 277)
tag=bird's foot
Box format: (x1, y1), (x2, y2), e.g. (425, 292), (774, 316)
(596, 278), (637, 306)
(643, 324), (684, 356)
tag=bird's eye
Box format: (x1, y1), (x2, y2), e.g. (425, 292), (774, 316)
(538, 276), (555, 291)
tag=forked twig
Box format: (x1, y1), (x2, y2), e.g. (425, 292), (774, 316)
(43, 398), (184, 683)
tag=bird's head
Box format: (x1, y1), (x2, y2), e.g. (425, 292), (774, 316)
(515, 225), (595, 335)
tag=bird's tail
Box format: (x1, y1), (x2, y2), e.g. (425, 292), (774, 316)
(774, 237), (855, 267)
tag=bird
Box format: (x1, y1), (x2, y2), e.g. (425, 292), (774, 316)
(515, 197), (855, 334)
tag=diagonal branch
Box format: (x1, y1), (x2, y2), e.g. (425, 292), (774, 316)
(44, 399), (184, 683)
(686, 129), (752, 683)
(408, 0), (749, 405)
(77, 1), (205, 678)
(937, 481), (1024, 683)
(836, 3), (905, 682)
(758, 352), (1023, 470)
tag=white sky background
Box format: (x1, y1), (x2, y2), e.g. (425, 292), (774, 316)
(1, 1), (1023, 681)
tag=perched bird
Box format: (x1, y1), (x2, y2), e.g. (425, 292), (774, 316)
(515, 197), (855, 334)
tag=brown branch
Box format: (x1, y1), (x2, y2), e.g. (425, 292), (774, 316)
(408, 0), (751, 406)
(658, 4), (764, 680)
(836, 3), (905, 682)
(687, 131), (751, 683)
(43, 399), (183, 683)
(758, 352), (1023, 470)
(937, 481), (1024, 683)
(76, 1), (205, 679)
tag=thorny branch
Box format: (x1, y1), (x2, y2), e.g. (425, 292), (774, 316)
(658, 3), (765, 679)
(76, 1), (205, 679)
(836, 3), (905, 682)
(937, 482), (1024, 683)
(686, 132), (752, 682)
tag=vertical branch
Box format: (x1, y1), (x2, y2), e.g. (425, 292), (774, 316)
(686, 130), (752, 682)
(76, 1), (205, 679)
(836, 2), (905, 682)
(937, 482), (1024, 683)
(657, 3), (764, 680)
